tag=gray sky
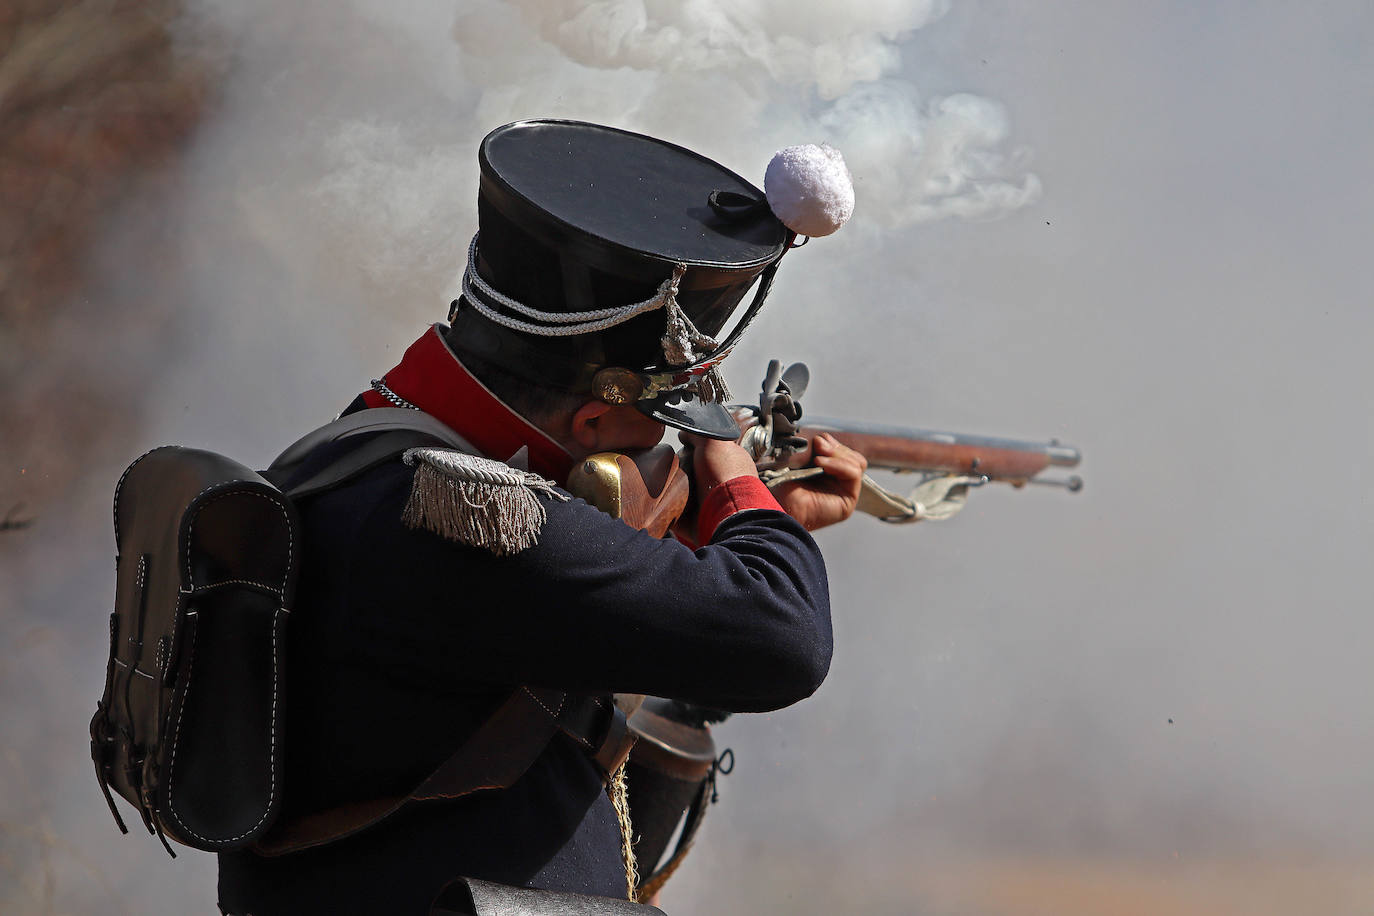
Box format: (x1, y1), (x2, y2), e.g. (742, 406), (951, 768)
(3, 2), (1372, 913)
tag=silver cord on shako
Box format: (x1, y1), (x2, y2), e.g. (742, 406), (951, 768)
(459, 235), (726, 397)
(462, 237), (675, 336)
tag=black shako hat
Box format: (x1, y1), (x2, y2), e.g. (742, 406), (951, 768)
(448, 119), (793, 439)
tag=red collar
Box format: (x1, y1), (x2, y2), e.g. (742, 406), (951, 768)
(359, 325), (574, 481)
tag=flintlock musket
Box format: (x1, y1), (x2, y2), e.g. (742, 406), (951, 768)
(736, 360), (1083, 522)
(567, 359), (1083, 530)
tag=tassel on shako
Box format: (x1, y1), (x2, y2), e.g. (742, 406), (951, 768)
(402, 448), (568, 556)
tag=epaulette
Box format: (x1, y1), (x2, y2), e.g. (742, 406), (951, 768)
(401, 447), (568, 557)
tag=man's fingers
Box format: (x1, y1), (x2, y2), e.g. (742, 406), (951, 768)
(813, 448), (866, 472)
(811, 460), (860, 489)
(811, 433), (865, 462)
(810, 437), (867, 481)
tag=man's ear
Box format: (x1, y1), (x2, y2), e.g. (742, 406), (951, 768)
(570, 400), (614, 451)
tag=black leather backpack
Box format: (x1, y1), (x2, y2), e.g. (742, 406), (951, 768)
(91, 409), (635, 856)
(92, 445), (300, 853)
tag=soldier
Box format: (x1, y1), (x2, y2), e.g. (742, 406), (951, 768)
(215, 120), (864, 915)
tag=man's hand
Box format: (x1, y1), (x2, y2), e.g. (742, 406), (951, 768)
(680, 433), (759, 495)
(672, 434), (759, 544)
(677, 431), (866, 535)
(771, 433), (867, 531)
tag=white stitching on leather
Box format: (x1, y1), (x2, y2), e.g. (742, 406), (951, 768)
(112, 656), (157, 681)
(113, 446), (169, 547)
(165, 607), (201, 839)
(166, 606), (283, 844)
(562, 726), (594, 750)
(191, 580), (283, 597)
(522, 686), (566, 720)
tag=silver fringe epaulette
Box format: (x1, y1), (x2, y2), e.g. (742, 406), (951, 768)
(401, 447), (568, 556)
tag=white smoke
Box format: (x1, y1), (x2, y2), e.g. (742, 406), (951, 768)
(17, 0), (1374, 913)
(312, 120), (476, 291)
(506, 0), (942, 98)
(307, 0), (1039, 274)
(0, 2), (1043, 912)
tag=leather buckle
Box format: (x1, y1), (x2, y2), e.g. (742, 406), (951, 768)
(593, 705), (636, 776)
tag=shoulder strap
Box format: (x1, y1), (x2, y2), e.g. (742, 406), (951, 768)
(263, 407), (481, 499)
(278, 429), (432, 499)
(270, 407), (478, 472)
(254, 688), (633, 857)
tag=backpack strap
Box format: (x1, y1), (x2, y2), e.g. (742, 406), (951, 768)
(270, 407), (478, 473)
(254, 688), (633, 856)
(258, 407), (478, 496)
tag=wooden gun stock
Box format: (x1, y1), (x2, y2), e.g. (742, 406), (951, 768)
(565, 445), (691, 537)
(797, 427), (1049, 483)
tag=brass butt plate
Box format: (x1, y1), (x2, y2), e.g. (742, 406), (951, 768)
(565, 453), (626, 518)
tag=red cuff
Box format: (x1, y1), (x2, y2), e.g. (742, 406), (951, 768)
(698, 475), (784, 544)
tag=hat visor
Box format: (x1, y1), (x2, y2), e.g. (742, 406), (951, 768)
(636, 391), (741, 440)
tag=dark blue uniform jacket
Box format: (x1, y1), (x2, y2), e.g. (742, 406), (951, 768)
(217, 398), (832, 915)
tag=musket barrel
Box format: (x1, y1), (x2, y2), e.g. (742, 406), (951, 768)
(799, 416), (1081, 481)
(1045, 444), (1082, 467)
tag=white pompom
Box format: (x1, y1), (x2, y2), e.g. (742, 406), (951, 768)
(764, 144), (855, 238)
